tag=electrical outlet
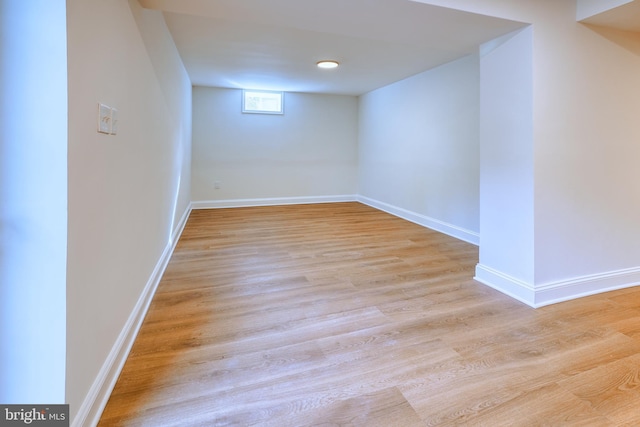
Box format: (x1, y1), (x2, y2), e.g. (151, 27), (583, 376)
(214, 181), (221, 189)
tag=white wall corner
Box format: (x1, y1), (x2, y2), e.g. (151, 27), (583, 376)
(357, 196), (480, 246)
(474, 264), (536, 307)
(479, 25), (530, 58)
(71, 203), (192, 427)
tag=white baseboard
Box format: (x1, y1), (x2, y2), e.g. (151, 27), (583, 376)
(475, 263), (640, 308)
(191, 195), (357, 209)
(534, 267), (640, 307)
(73, 203), (193, 427)
(474, 264), (536, 306)
(356, 195), (479, 245)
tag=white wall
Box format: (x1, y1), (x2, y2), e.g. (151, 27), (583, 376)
(475, 27), (535, 300)
(0, 0), (67, 403)
(358, 55), (480, 244)
(66, 0), (191, 424)
(532, 13), (640, 294)
(130, 0), (192, 231)
(192, 87), (358, 205)
(415, 0), (640, 305)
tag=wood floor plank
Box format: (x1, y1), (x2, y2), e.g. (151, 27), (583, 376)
(267, 387), (425, 427)
(452, 383), (611, 427)
(558, 353), (640, 425)
(99, 202), (640, 426)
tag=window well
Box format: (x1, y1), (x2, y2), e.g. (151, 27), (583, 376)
(242, 90), (284, 115)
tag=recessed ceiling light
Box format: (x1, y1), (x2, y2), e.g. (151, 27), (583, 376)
(317, 60), (339, 69)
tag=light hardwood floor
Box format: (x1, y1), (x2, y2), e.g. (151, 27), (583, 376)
(98, 202), (640, 426)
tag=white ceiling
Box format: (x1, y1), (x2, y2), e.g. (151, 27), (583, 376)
(139, 0), (526, 95)
(579, 0), (640, 32)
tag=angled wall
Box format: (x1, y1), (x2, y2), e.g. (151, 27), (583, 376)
(66, 0), (191, 424)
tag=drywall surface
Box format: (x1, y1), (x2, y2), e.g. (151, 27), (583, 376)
(192, 87), (358, 202)
(358, 55), (480, 237)
(477, 27), (534, 286)
(129, 0), (192, 232)
(416, 0), (640, 302)
(0, 0), (67, 403)
(66, 0), (191, 422)
(532, 13), (640, 286)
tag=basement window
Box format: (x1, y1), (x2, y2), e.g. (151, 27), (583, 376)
(242, 90), (284, 115)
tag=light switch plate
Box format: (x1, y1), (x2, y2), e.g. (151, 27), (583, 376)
(98, 103), (111, 134)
